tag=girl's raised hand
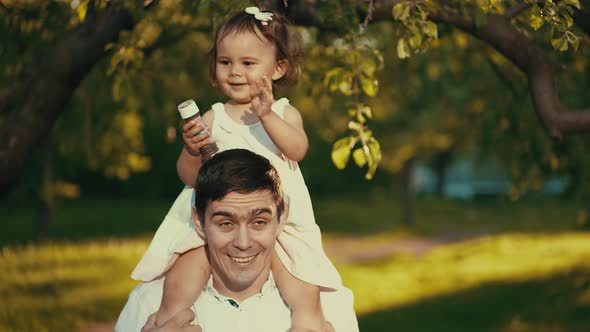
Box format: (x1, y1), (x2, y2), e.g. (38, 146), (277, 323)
(248, 75), (274, 119)
(181, 120), (212, 157)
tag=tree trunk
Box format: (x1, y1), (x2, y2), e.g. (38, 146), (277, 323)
(433, 149), (452, 197)
(0, 5), (134, 195)
(400, 157), (416, 226)
(35, 142), (54, 242)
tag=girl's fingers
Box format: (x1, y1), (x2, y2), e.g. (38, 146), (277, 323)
(140, 313), (157, 332)
(187, 125), (206, 137)
(250, 81), (260, 98)
(183, 122), (205, 136)
(189, 132), (210, 144)
(263, 75), (273, 92)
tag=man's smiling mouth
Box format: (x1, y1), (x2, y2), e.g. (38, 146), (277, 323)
(229, 254), (258, 264)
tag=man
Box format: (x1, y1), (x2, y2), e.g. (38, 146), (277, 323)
(115, 149), (358, 331)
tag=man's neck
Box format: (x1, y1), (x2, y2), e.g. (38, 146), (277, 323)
(211, 269), (271, 302)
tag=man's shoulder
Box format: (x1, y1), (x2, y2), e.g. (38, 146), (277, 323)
(321, 286), (359, 332)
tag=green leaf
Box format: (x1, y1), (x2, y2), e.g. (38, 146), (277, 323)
(360, 74), (378, 97)
(397, 38), (410, 59)
(77, 1), (88, 21)
(360, 58), (376, 76)
(360, 106), (373, 119)
(565, 31), (581, 51)
(551, 35), (568, 51)
(357, 113), (366, 124)
(331, 137), (353, 170)
(529, 6), (543, 30)
(352, 148), (367, 167)
(365, 138), (382, 180)
(393, 2), (411, 20)
(562, 0), (581, 9)
(409, 33), (423, 49)
(339, 78), (353, 96)
(477, 0), (490, 13)
(348, 121), (362, 131)
(422, 21), (438, 39)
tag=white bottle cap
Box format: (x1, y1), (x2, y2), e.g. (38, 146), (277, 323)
(177, 99), (200, 119)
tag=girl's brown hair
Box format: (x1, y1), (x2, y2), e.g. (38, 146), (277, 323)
(208, 9), (303, 89)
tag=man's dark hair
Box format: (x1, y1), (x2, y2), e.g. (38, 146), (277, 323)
(194, 149), (285, 223)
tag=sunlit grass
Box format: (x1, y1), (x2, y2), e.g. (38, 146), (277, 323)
(0, 197), (588, 331)
(338, 233), (590, 316)
(0, 232), (589, 331)
(0, 239), (147, 332)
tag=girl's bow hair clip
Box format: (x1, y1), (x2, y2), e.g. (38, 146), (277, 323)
(245, 7), (273, 26)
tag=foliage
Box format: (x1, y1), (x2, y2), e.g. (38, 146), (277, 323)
(392, 0), (583, 58)
(1, 0), (590, 203)
(325, 31), (384, 179)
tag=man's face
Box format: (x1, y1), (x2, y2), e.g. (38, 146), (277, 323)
(194, 190), (284, 299)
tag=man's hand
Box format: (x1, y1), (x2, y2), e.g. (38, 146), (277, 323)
(288, 321), (336, 332)
(140, 309), (202, 332)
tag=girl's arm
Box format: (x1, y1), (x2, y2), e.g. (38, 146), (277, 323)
(259, 104), (308, 161)
(177, 110), (215, 187)
(155, 247), (211, 327)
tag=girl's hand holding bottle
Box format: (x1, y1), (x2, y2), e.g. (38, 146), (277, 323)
(181, 120), (212, 157)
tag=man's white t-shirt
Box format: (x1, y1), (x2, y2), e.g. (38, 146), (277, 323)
(115, 275), (359, 332)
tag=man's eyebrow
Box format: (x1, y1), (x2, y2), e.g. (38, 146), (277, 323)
(251, 208), (272, 216)
(210, 208), (272, 219)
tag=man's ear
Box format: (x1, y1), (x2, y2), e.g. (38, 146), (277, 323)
(276, 201), (288, 236)
(192, 207), (206, 239)
(271, 60), (288, 81)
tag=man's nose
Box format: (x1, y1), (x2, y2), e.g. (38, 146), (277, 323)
(232, 225), (252, 250)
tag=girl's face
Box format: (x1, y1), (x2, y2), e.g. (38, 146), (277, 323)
(215, 30), (286, 104)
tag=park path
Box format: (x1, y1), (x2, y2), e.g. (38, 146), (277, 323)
(79, 231), (488, 332)
(323, 230), (490, 263)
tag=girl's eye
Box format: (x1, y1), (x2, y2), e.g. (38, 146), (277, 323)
(219, 60), (230, 65)
(244, 61), (255, 66)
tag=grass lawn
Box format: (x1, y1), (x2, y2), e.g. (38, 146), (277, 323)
(0, 195), (589, 331)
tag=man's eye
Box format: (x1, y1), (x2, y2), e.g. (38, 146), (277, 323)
(219, 222), (233, 229)
(253, 220), (268, 227)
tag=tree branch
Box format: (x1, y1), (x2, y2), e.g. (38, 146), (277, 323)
(428, 10), (590, 140)
(294, 0), (590, 140)
(504, 2), (533, 19)
(363, 0), (375, 26)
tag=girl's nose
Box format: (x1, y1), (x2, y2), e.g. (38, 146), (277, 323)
(229, 66), (242, 77)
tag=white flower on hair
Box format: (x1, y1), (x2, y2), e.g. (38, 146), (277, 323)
(245, 6), (273, 26)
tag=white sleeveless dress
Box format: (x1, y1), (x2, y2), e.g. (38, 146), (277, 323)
(131, 98), (342, 290)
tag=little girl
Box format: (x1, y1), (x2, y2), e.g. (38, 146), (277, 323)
(132, 7), (341, 331)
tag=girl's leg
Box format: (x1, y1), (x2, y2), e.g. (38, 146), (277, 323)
(156, 246), (211, 326)
(272, 250), (329, 332)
